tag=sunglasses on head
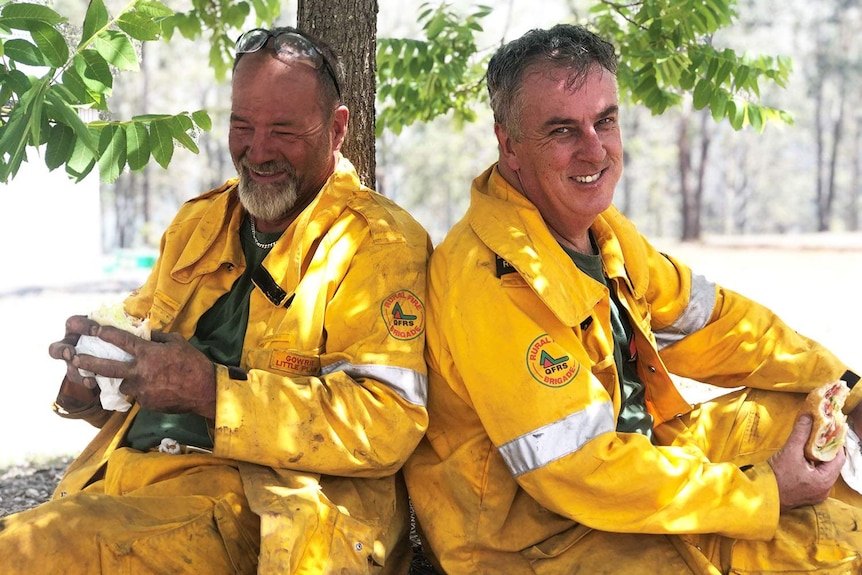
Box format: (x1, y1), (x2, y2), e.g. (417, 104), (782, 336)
(235, 28), (342, 100)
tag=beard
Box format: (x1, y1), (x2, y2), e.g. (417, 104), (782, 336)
(236, 158), (299, 222)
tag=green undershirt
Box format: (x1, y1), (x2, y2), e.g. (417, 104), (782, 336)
(562, 240), (654, 441)
(125, 216), (282, 451)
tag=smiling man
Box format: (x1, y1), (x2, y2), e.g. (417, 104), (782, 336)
(0, 27), (430, 575)
(404, 24), (862, 574)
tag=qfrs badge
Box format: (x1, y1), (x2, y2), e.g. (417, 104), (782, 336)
(381, 289), (425, 340)
(526, 334), (579, 388)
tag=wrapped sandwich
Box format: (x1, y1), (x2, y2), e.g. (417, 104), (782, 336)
(75, 303), (150, 411)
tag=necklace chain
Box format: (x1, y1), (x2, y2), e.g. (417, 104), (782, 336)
(249, 215), (278, 249)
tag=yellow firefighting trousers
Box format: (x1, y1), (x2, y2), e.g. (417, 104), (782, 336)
(0, 448), (261, 574)
(521, 388), (862, 575)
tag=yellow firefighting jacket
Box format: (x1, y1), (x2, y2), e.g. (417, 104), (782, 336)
(404, 165), (861, 574)
(55, 155), (431, 573)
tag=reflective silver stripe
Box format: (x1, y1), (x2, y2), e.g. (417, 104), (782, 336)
(320, 361), (428, 406)
(498, 401), (615, 477)
(654, 272), (716, 350)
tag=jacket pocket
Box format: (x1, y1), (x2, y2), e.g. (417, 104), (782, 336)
(726, 500), (862, 574)
(98, 492), (258, 575)
(288, 499), (380, 575)
(523, 524), (593, 560)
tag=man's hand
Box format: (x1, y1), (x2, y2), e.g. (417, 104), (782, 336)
(48, 315), (102, 390)
(767, 413), (845, 511)
(48, 316), (216, 419)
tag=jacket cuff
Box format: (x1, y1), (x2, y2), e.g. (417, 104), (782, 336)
(53, 391), (111, 428)
(212, 364), (248, 456)
(737, 461), (781, 540)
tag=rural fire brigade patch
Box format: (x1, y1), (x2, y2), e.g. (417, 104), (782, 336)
(526, 334), (580, 388)
(381, 289), (426, 340)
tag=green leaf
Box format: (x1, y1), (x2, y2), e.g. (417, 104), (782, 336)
(94, 30), (139, 71)
(97, 123), (126, 182)
(692, 78), (712, 110)
(425, 12), (445, 39)
(0, 112), (29, 182)
(125, 121), (149, 171)
(61, 67), (96, 105)
(81, 0), (108, 47)
(65, 133), (97, 182)
(149, 118), (173, 168)
(30, 20), (68, 68)
(3, 38), (50, 66)
(131, 113), (173, 121)
(45, 122), (75, 170)
(3, 68), (32, 97)
(135, 0), (174, 19)
(0, 2), (65, 27)
(44, 86), (98, 154)
(748, 103), (764, 132)
(74, 49), (113, 92)
(0, 84), (42, 182)
(224, 2), (251, 26)
(191, 109), (211, 131)
(117, 10), (160, 42)
(727, 99), (744, 130)
(714, 59), (734, 88)
(174, 13), (202, 40)
(0, 71), (10, 106)
(169, 115), (198, 153)
(26, 79), (48, 146)
(734, 65), (750, 90)
(709, 90), (727, 122)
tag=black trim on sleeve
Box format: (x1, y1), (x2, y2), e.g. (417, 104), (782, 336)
(227, 366), (248, 381)
(841, 370), (860, 389)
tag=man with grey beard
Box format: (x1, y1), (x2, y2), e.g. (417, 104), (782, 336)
(1, 26), (431, 575)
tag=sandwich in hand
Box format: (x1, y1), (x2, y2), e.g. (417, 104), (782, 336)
(88, 303), (151, 340)
(75, 303), (150, 411)
(803, 380), (850, 463)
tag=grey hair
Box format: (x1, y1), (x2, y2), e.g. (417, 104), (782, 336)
(233, 26), (344, 110)
(487, 24), (618, 139)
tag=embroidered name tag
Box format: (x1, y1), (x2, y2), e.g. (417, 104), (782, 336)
(269, 350), (321, 376)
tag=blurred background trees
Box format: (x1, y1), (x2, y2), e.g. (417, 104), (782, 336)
(1, 0), (860, 249)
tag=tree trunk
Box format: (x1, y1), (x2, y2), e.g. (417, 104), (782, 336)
(693, 110), (712, 238)
(851, 116), (862, 231)
(678, 112), (699, 241)
(298, 0), (379, 189)
(824, 72), (846, 232)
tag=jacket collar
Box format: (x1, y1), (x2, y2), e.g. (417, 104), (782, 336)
(171, 154), (361, 298)
(467, 164), (648, 327)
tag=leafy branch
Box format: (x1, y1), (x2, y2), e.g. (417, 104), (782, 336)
(375, 0), (793, 137)
(376, 2), (493, 136)
(592, 0), (793, 130)
(0, 0), (212, 183)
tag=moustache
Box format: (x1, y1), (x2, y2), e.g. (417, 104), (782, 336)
(238, 158), (295, 176)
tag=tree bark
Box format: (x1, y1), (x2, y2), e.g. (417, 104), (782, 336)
(678, 112), (698, 241)
(298, 0), (379, 189)
(851, 116), (862, 231)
